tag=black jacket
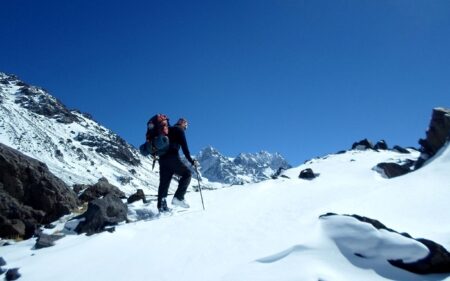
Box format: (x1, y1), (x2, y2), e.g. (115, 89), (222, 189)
(162, 125), (194, 164)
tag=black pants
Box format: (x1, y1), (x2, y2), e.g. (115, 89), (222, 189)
(157, 156), (192, 208)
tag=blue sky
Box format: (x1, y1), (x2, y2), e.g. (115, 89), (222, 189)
(1, 0), (449, 165)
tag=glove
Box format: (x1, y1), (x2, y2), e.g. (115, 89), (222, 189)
(191, 159), (199, 168)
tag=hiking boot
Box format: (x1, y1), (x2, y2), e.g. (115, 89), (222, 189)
(158, 198), (171, 213)
(172, 197), (190, 208)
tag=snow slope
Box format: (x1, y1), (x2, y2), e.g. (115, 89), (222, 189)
(2, 144), (449, 281)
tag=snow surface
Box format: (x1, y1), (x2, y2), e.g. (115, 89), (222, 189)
(2, 143), (450, 281)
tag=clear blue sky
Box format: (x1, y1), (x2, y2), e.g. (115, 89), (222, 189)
(1, 0), (449, 165)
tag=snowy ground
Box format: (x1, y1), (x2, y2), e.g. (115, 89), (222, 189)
(1, 145), (450, 281)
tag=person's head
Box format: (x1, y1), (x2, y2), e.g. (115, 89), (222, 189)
(176, 118), (188, 130)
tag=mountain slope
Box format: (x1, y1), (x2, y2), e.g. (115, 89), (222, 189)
(0, 72), (161, 195)
(3, 141), (449, 281)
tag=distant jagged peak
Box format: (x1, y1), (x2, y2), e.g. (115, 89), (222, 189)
(198, 145), (226, 158)
(196, 145), (291, 185)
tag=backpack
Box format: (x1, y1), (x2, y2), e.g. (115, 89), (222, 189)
(139, 114), (170, 157)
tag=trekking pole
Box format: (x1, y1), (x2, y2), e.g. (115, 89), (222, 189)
(194, 166), (205, 210)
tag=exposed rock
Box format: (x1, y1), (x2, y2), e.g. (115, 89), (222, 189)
(393, 145), (410, 154)
(351, 139), (374, 150)
(0, 214), (27, 239)
(78, 177), (126, 203)
(15, 85), (80, 124)
(117, 176), (132, 185)
(72, 184), (84, 194)
(5, 268), (21, 281)
(416, 107), (450, 168)
(271, 167), (287, 179)
(374, 162), (411, 178)
(0, 143), (79, 239)
(0, 256), (6, 266)
(299, 168), (318, 180)
(127, 189), (147, 204)
(321, 213), (450, 274)
(75, 133), (140, 166)
(390, 238), (450, 274)
(374, 140), (388, 150)
(75, 194), (128, 235)
(34, 233), (65, 249)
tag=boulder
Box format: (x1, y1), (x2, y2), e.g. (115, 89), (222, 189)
(34, 233), (65, 249)
(0, 144), (79, 239)
(320, 213), (450, 274)
(374, 162), (411, 178)
(75, 193), (128, 235)
(127, 189), (147, 204)
(78, 177), (126, 202)
(299, 168), (317, 180)
(351, 139), (374, 150)
(5, 268), (21, 281)
(390, 238), (450, 274)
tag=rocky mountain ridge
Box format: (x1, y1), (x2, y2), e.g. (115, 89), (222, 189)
(197, 146), (291, 185)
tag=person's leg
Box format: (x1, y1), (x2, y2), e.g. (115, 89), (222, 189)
(172, 159), (192, 201)
(157, 161), (174, 209)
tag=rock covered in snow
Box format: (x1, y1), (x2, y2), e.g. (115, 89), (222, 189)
(74, 193), (128, 235)
(320, 213), (450, 274)
(298, 168), (317, 180)
(77, 177), (126, 203)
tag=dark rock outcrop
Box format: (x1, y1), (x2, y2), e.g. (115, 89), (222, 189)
(15, 85), (80, 124)
(393, 145), (410, 154)
(374, 140), (388, 150)
(5, 268), (21, 281)
(75, 193), (128, 235)
(352, 139), (374, 150)
(299, 168), (317, 180)
(127, 189), (147, 204)
(271, 167), (287, 179)
(390, 238), (450, 274)
(75, 133), (140, 166)
(78, 177), (126, 202)
(416, 107), (450, 168)
(0, 144), (79, 239)
(374, 162), (411, 178)
(34, 233), (65, 249)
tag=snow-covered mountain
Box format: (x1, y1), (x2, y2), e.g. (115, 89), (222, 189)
(0, 72), (289, 192)
(197, 146), (291, 185)
(0, 72), (165, 195)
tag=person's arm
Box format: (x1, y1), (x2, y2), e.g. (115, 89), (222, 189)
(178, 128), (194, 164)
